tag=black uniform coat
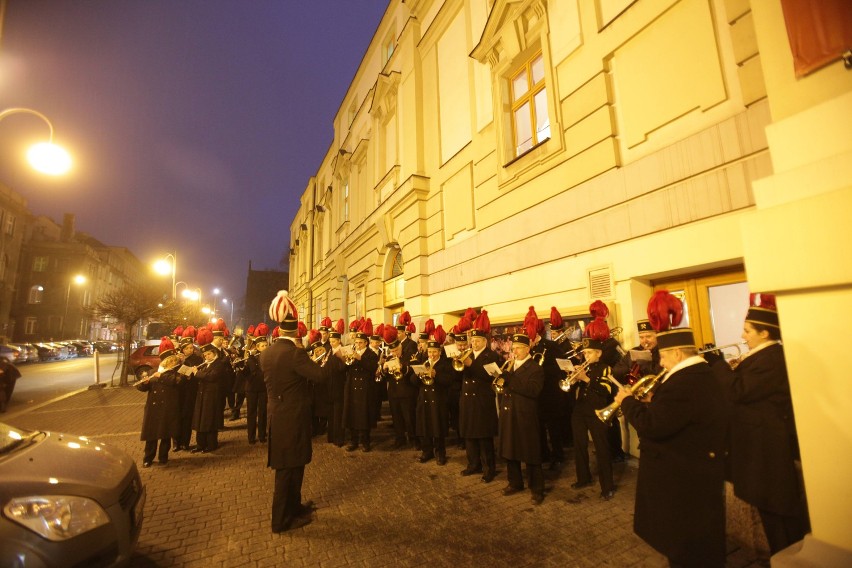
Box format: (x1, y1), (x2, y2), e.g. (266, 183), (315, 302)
(192, 356), (225, 433)
(260, 338), (326, 469)
(612, 345), (662, 383)
(244, 354), (266, 392)
(385, 359), (419, 400)
(325, 351), (347, 403)
(343, 348), (379, 430)
(714, 342), (801, 516)
(413, 355), (457, 438)
(621, 360), (728, 566)
(531, 338), (566, 419)
(179, 353), (202, 416)
(459, 347), (501, 438)
(136, 368), (181, 441)
(573, 361), (614, 414)
(499, 358), (544, 464)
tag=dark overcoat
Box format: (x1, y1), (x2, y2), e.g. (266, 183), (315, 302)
(622, 361), (728, 566)
(498, 359), (544, 464)
(179, 353), (202, 417)
(192, 356), (224, 433)
(714, 343), (802, 516)
(413, 356), (457, 438)
(325, 351), (347, 403)
(137, 368), (180, 441)
(244, 354), (266, 392)
(260, 338), (325, 469)
(459, 347), (501, 438)
(531, 337), (567, 419)
(343, 348), (379, 430)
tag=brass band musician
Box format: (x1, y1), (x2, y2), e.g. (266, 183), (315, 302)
(412, 325), (458, 464)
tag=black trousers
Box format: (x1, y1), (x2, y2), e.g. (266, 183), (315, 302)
(143, 438), (170, 463)
(506, 459), (544, 496)
(349, 429), (371, 446)
(388, 397), (416, 443)
(421, 436), (446, 457)
(539, 415), (565, 462)
(195, 430), (218, 451)
(759, 508), (807, 554)
(246, 390), (268, 442)
(328, 400), (345, 445)
(465, 437), (496, 474)
(272, 466), (305, 531)
(572, 411), (614, 493)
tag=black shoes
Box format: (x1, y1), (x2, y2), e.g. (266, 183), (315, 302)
(417, 453), (434, 463)
(248, 439), (257, 445)
(190, 448), (204, 454)
(362, 444), (372, 453)
(296, 501), (317, 517)
(460, 467), (483, 477)
(502, 485), (523, 496)
(272, 516), (312, 534)
(531, 494), (544, 505)
(142, 461), (152, 468)
(345, 444), (358, 452)
(436, 455), (447, 466)
(481, 471), (495, 483)
(571, 480), (594, 489)
(548, 460), (563, 471)
(600, 490), (615, 501)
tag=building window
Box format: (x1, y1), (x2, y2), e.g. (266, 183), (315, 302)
(25, 317), (37, 335)
(347, 99), (357, 127)
(510, 51), (550, 156)
(28, 285), (45, 304)
(342, 177), (350, 222)
(5, 213), (15, 236)
(32, 256), (49, 272)
(390, 249), (403, 277)
(383, 33), (395, 66)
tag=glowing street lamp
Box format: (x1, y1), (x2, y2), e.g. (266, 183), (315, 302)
(62, 274), (87, 339)
(212, 288), (221, 318)
(0, 107), (72, 175)
(222, 298), (235, 323)
(153, 252), (177, 299)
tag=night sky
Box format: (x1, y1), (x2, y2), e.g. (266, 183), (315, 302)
(0, 0), (388, 317)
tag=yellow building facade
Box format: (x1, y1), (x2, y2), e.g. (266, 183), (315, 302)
(289, 1), (851, 563)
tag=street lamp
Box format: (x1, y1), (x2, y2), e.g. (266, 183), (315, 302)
(61, 274), (87, 339)
(222, 298), (235, 323)
(212, 288), (221, 318)
(0, 107), (72, 175)
(153, 252), (177, 299)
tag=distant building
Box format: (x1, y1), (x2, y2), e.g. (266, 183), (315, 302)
(243, 260), (288, 327)
(0, 182), (28, 343)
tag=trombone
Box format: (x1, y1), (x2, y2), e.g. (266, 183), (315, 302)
(595, 369), (666, 424)
(452, 348), (473, 371)
(558, 359), (592, 392)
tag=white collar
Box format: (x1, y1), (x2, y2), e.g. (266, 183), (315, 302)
(662, 355), (706, 383)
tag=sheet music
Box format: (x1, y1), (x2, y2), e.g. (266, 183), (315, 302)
(483, 362), (502, 377)
(178, 365), (196, 376)
(630, 349), (652, 362)
(411, 364), (429, 376)
(444, 344), (461, 358)
(555, 358), (575, 372)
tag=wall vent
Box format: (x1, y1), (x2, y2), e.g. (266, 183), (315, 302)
(588, 267), (614, 299)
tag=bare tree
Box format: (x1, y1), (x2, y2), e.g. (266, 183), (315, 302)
(87, 284), (164, 386)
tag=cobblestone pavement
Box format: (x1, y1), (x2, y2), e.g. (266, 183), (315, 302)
(5, 386), (768, 567)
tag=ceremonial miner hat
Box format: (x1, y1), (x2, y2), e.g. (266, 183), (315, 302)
(180, 325), (197, 347)
(254, 323), (270, 346)
(746, 293), (779, 328)
(330, 319), (345, 339)
(356, 318), (372, 341)
(269, 290), (299, 334)
(470, 310), (491, 339)
(308, 329), (323, 351)
(396, 311), (411, 332)
(428, 325), (447, 349)
(637, 319), (653, 333)
(158, 336), (177, 360)
(550, 307), (564, 331)
(320, 316), (332, 332)
(582, 300), (610, 350)
(383, 325), (400, 349)
(197, 327), (217, 353)
(419, 318), (435, 341)
(647, 291), (694, 350)
(372, 323), (385, 343)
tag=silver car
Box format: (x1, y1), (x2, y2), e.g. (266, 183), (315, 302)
(0, 422), (145, 567)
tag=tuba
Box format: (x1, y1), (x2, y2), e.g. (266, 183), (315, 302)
(595, 369), (666, 424)
(558, 359), (592, 392)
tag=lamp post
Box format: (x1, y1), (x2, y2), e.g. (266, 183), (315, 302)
(0, 107), (72, 175)
(212, 288), (221, 319)
(222, 298), (235, 324)
(61, 274), (87, 339)
(153, 252), (177, 299)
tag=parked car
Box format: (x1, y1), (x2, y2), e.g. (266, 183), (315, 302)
(128, 345), (161, 381)
(10, 344), (39, 364)
(0, 421), (145, 566)
(94, 341), (119, 354)
(0, 345), (25, 364)
(33, 343), (60, 362)
(71, 341), (94, 357)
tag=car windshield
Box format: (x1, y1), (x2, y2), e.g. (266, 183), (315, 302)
(0, 423), (40, 454)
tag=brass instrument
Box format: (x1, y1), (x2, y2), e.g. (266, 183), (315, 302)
(384, 356), (405, 381)
(595, 369), (666, 424)
(492, 358), (513, 395)
(558, 359), (592, 392)
(343, 348), (357, 365)
(375, 347), (387, 382)
(419, 359), (434, 386)
(531, 347), (547, 366)
(452, 348), (473, 372)
(311, 346), (327, 363)
(698, 342), (745, 368)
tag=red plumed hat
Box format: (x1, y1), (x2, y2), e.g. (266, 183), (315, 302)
(470, 310), (491, 338)
(255, 322), (269, 337)
(536, 318), (545, 335)
(396, 311), (411, 330)
(432, 325), (447, 345)
(420, 318), (435, 340)
(331, 319), (345, 338)
(361, 318), (373, 338)
(196, 327), (214, 348)
(457, 316), (472, 333)
(374, 322), (385, 340)
(308, 329), (322, 348)
(349, 318), (361, 332)
(524, 306), (539, 341)
(406, 322), (416, 334)
(246, 324), (256, 337)
(180, 326), (197, 346)
(297, 321), (307, 339)
(749, 292), (777, 311)
(172, 326), (184, 337)
(647, 291), (683, 332)
(383, 325), (399, 347)
(550, 307), (564, 331)
(464, 307), (478, 322)
(320, 316), (332, 331)
(746, 292), (779, 328)
(589, 300), (609, 319)
(272, 326), (280, 338)
(158, 336), (176, 360)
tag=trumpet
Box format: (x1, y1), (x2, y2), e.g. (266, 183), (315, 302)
(492, 358), (513, 395)
(419, 359), (434, 385)
(698, 342), (745, 368)
(595, 369), (666, 424)
(551, 325), (576, 344)
(384, 357), (405, 381)
(558, 360), (592, 392)
(452, 348), (473, 371)
(343, 349), (357, 365)
(531, 347), (547, 366)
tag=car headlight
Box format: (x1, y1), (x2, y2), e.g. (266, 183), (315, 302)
(3, 496), (110, 541)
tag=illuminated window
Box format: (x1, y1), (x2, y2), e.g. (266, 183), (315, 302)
(342, 177), (350, 222)
(29, 285), (44, 304)
(25, 317), (37, 335)
(510, 51), (550, 156)
(390, 249), (403, 277)
(32, 256), (49, 272)
(383, 34), (395, 66)
(5, 213), (15, 236)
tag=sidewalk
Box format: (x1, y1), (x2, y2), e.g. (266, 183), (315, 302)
(5, 387), (767, 567)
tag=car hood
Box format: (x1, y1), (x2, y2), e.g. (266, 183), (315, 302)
(0, 431), (136, 507)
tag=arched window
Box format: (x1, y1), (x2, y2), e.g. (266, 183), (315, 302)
(390, 249), (404, 277)
(29, 284), (45, 304)
(383, 249), (405, 307)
